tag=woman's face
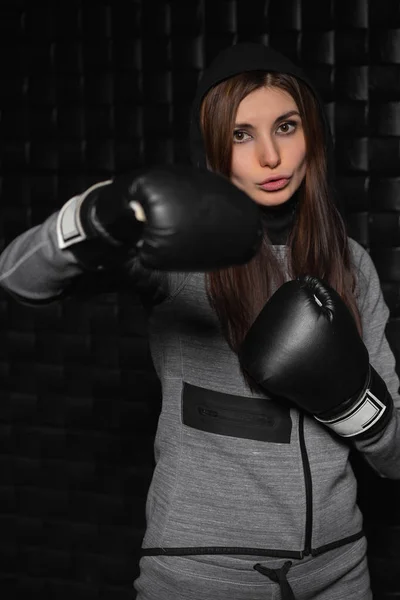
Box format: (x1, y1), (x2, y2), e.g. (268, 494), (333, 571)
(230, 86), (307, 207)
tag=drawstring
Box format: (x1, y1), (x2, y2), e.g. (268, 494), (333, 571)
(254, 561), (296, 600)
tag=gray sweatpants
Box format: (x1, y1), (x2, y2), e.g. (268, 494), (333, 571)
(134, 537), (372, 599)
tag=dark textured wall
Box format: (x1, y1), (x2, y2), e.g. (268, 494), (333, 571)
(1, 1), (400, 598)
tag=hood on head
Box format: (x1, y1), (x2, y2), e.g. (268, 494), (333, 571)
(189, 42), (334, 177)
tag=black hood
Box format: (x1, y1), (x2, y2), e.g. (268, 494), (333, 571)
(189, 43), (338, 243)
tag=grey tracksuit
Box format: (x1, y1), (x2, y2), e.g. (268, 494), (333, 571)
(1, 211), (399, 599)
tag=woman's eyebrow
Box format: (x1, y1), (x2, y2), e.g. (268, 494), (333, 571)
(234, 110), (301, 129)
(274, 110), (300, 124)
(234, 122), (256, 130)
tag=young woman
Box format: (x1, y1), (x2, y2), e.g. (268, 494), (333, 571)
(1, 42), (399, 599)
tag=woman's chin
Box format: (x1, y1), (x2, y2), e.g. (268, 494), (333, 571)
(251, 190), (292, 208)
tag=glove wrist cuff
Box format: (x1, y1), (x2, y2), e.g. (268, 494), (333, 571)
(56, 180), (113, 250)
(315, 366), (393, 438)
(56, 181), (138, 271)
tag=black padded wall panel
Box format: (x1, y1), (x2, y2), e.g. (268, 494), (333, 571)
(1, 1), (400, 599)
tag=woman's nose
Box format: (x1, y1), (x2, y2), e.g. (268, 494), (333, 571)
(258, 138), (281, 169)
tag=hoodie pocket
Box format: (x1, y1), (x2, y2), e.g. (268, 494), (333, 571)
(182, 382), (292, 443)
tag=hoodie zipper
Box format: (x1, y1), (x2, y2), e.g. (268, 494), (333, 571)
(299, 413), (313, 556)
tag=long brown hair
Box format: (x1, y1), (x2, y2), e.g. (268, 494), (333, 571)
(200, 71), (361, 389)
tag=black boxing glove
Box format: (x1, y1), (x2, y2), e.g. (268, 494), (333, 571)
(57, 165), (263, 272)
(239, 275), (393, 440)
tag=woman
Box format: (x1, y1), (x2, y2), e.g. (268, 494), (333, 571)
(1, 42), (399, 599)
(133, 42), (399, 599)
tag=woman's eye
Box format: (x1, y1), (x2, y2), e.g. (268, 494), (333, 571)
(277, 121), (297, 135)
(233, 130), (251, 143)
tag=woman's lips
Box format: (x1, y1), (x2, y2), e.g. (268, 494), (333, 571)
(259, 177), (290, 192)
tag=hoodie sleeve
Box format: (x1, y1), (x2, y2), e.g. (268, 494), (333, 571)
(349, 238), (400, 479)
(0, 205), (172, 307)
(0, 210), (85, 304)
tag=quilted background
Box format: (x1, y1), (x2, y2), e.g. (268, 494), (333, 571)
(1, 0), (400, 598)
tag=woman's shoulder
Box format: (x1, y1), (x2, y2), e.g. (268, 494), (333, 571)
(347, 237), (376, 277)
(347, 236), (367, 260)
(347, 237), (386, 317)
